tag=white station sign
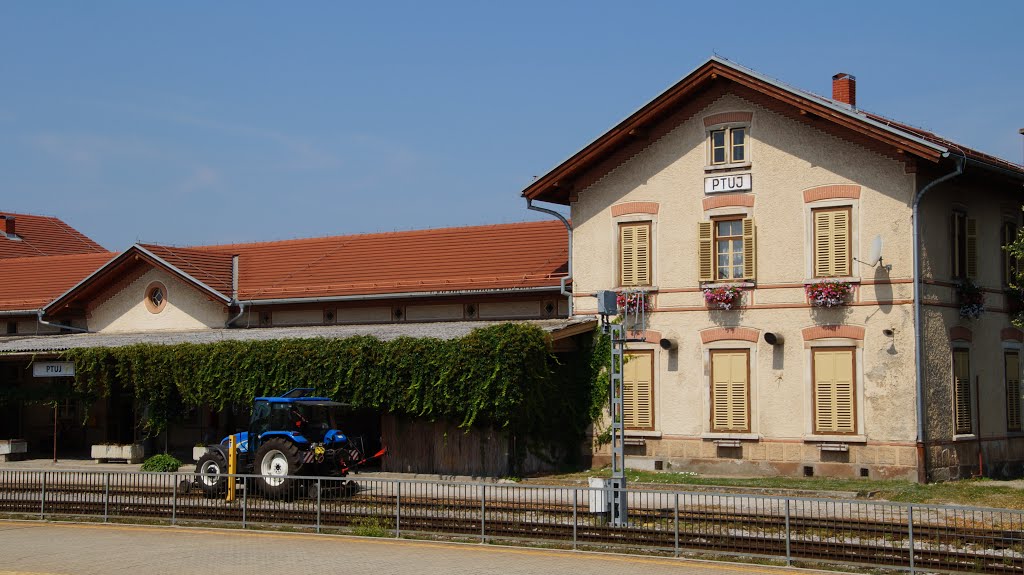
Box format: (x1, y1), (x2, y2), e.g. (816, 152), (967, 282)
(704, 173), (752, 194)
(32, 361), (75, 378)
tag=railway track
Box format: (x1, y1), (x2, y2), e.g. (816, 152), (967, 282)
(0, 481), (1019, 574)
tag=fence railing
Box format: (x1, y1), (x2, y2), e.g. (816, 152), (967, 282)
(0, 470), (1020, 574)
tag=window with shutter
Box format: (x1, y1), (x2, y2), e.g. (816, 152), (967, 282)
(1002, 222), (1018, 286)
(951, 212), (967, 278)
(812, 208), (851, 278)
(1006, 351), (1021, 433)
(698, 221), (714, 282)
(619, 222), (651, 287)
(708, 218), (756, 282)
(623, 351), (654, 430)
(812, 348), (856, 434)
(965, 218), (978, 279)
(953, 349), (973, 435)
(711, 350), (750, 432)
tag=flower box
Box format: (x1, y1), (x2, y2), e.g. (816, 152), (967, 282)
(703, 285), (743, 310)
(957, 279), (985, 320)
(616, 291), (650, 315)
(91, 443), (146, 464)
(805, 280), (854, 308)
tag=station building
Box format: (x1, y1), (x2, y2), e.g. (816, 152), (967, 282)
(522, 57), (1024, 481)
(0, 218), (590, 474)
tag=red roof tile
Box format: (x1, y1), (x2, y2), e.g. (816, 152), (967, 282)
(173, 220), (569, 301)
(0, 212), (106, 259)
(0, 252), (115, 311)
(139, 244), (234, 297)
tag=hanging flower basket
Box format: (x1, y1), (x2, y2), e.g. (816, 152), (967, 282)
(616, 291), (650, 315)
(703, 285), (743, 310)
(956, 279), (985, 320)
(805, 280), (854, 308)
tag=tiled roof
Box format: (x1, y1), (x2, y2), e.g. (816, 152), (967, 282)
(180, 220), (569, 301)
(0, 252), (115, 312)
(0, 212), (106, 259)
(139, 244), (234, 297)
(0, 317), (597, 353)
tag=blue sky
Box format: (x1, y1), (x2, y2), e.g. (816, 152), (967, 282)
(2, 1), (1022, 249)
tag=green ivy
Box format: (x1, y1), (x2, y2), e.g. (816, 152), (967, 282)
(59, 323), (609, 464)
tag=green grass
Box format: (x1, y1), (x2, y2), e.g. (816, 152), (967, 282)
(538, 468), (1024, 509)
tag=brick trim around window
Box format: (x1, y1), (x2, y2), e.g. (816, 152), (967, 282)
(611, 202), (660, 217)
(701, 327), (759, 344)
(949, 326), (973, 342)
(802, 184), (861, 203)
(703, 111), (753, 127)
(702, 194), (754, 211)
(802, 325), (865, 341)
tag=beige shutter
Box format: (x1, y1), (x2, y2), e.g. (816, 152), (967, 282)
(813, 209), (851, 278)
(635, 224), (650, 286)
(966, 218), (978, 279)
(832, 210), (850, 276)
(813, 349), (856, 434)
(741, 217), (756, 281)
(620, 223), (650, 286)
(698, 221), (714, 282)
(712, 351), (749, 432)
(623, 353), (653, 430)
(813, 211), (833, 277)
(953, 350), (973, 434)
(1007, 352), (1021, 432)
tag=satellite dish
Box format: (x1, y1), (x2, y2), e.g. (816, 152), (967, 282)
(868, 235), (883, 266)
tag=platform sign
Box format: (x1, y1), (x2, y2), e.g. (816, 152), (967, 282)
(32, 361), (75, 378)
(704, 173), (752, 194)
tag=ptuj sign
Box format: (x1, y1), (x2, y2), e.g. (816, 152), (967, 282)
(32, 361), (75, 378)
(704, 173), (752, 194)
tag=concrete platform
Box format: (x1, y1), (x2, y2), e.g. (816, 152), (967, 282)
(0, 520), (841, 575)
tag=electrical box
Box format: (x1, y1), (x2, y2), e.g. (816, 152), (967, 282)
(596, 290), (618, 316)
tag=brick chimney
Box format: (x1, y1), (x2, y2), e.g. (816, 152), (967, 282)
(0, 215), (14, 237)
(832, 73), (856, 107)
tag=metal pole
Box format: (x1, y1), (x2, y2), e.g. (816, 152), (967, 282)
(171, 474), (177, 525)
(395, 481), (401, 538)
(572, 488), (578, 550)
(784, 498), (792, 566)
(480, 484), (486, 543)
(316, 478), (322, 534)
(39, 472), (46, 520)
(908, 505), (915, 575)
(674, 492), (680, 557)
(103, 472), (110, 522)
(241, 477), (247, 529)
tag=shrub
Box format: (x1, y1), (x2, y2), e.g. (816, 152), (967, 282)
(141, 454), (184, 473)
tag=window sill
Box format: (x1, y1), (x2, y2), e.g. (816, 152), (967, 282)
(701, 432), (759, 441)
(804, 277), (861, 285)
(625, 430), (662, 438)
(700, 281), (754, 289)
(704, 161), (751, 173)
(803, 434), (867, 444)
(952, 433), (978, 442)
(617, 286), (658, 293)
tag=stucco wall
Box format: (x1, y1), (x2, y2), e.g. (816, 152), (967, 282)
(89, 267), (228, 333)
(571, 92), (921, 478)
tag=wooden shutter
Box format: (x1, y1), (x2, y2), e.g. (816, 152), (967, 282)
(741, 217), (756, 281)
(966, 218), (978, 279)
(623, 352), (653, 430)
(953, 349), (973, 434)
(711, 351), (749, 432)
(813, 209), (851, 278)
(1006, 352), (1021, 432)
(698, 221), (714, 282)
(619, 223), (650, 286)
(813, 349), (856, 434)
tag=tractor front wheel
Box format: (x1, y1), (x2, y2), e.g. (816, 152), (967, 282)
(195, 452), (228, 498)
(255, 438), (303, 499)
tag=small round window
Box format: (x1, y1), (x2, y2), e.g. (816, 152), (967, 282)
(144, 281), (168, 314)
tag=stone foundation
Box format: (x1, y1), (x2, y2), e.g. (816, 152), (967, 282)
(594, 437), (919, 481)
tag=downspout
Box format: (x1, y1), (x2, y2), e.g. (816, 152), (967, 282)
(36, 310), (89, 333)
(225, 254), (247, 328)
(526, 199), (573, 316)
(913, 151), (965, 483)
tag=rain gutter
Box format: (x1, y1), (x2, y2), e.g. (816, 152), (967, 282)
(526, 199), (573, 315)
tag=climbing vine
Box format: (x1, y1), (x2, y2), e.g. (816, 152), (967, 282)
(59, 323), (609, 459)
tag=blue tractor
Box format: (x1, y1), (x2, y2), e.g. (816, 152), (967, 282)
(195, 389), (381, 498)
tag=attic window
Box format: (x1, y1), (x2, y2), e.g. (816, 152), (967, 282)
(144, 281), (168, 314)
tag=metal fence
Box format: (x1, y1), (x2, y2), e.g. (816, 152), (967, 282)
(0, 470), (1020, 574)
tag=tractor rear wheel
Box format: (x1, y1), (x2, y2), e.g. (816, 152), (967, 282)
(255, 438), (304, 499)
(196, 452), (228, 498)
